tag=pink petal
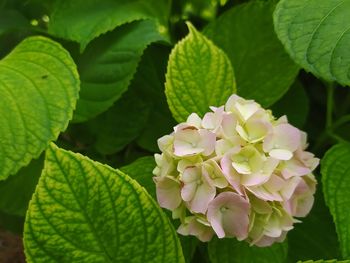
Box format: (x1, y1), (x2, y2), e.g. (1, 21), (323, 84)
(198, 129), (216, 156)
(263, 123), (301, 157)
(269, 149), (293, 160)
(207, 192), (250, 240)
(154, 176), (182, 210)
(174, 128), (203, 156)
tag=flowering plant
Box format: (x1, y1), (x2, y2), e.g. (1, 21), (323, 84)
(154, 94), (319, 246)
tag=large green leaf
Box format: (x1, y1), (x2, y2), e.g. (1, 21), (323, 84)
(274, 0), (350, 86)
(48, 0), (171, 50)
(24, 144), (184, 263)
(73, 20), (164, 122)
(322, 143), (350, 259)
(165, 23), (236, 122)
(204, 0), (299, 106)
(0, 36), (79, 180)
(0, 155), (44, 216)
(208, 238), (288, 263)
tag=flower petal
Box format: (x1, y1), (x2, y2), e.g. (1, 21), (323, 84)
(207, 192), (250, 240)
(154, 176), (182, 210)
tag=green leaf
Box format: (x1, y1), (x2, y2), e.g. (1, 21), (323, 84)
(120, 156), (200, 263)
(48, 0), (171, 50)
(208, 237), (288, 263)
(0, 155), (44, 216)
(24, 144), (184, 263)
(204, 0), (299, 107)
(180, 236), (199, 263)
(271, 81), (309, 129)
(86, 86), (152, 155)
(274, 0), (350, 86)
(0, 36), (79, 180)
(165, 23), (236, 122)
(120, 156), (156, 199)
(73, 20), (164, 122)
(287, 178), (340, 262)
(130, 45), (176, 152)
(322, 143), (350, 259)
(297, 260), (350, 263)
(0, 9), (29, 36)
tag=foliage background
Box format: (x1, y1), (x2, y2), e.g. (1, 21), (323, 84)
(0, 0), (349, 262)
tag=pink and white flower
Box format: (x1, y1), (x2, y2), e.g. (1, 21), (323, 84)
(153, 94), (319, 247)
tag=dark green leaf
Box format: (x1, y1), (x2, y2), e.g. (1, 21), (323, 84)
(205, 0), (299, 106)
(208, 237), (288, 263)
(322, 143), (350, 259)
(73, 20), (164, 122)
(0, 155), (43, 216)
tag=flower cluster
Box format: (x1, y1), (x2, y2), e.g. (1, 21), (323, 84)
(153, 94), (319, 247)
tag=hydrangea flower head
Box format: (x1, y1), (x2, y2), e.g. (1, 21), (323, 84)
(153, 94), (319, 246)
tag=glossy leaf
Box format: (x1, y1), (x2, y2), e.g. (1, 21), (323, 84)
(204, 0), (299, 106)
(274, 0), (350, 86)
(74, 20), (164, 122)
(48, 0), (171, 50)
(24, 144), (185, 263)
(322, 143), (350, 258)
(0, 36), (79, 180)
(165, 23), (236, 122)
(208, 237), (288, 263)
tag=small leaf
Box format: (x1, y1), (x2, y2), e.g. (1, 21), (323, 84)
(322, 143), (350, 259)
(165, 22), (236, 122)
(24, 144), (184, 263)
(74, 20), (164, 122)
(0, 36), (79, 180)
(274, 0), (350, 86)
(48, 0), (171, 50)
(208, 237), (288, 263)
(0, 155), (44, 216)
(204, 0), (299, 107)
